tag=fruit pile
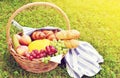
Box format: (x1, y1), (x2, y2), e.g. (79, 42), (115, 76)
(24, 45), (57, 61)
(12, 29), (68, 63)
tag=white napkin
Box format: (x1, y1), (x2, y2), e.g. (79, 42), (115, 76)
(50, 54), (63, 63)
(64, 41), (104, 78)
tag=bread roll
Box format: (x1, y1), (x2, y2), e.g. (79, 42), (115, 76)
(64, 39), (79, 48)
(56, 30), (80, 40)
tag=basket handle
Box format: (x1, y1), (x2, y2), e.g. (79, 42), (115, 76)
(6, 2), (70, 49)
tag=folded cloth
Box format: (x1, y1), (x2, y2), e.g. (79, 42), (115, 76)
(50, 54), (63, 63)
(64, 41), (104, 78)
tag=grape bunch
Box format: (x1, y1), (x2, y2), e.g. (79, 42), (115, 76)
(24, 49), (46, 60)
(50, 40), (68, 55)
(24, 45), (57, 61)
(24, 40), (68, 63)
(46, 45), (57, 55)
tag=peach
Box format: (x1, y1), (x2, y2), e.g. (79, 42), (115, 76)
(19, 35), (31, 46)
(16, 46), (29, 55)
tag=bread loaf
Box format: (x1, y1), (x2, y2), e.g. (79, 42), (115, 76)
(64, 39), (79, 48)
(56, 30), (80, 40)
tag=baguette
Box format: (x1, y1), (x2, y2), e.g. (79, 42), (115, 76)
(64, 39), (79, 48)
(56, 30), (80, 40)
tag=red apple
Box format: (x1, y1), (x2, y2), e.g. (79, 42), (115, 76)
(19, 34), (31, 46)
(16, 46), (29, 55)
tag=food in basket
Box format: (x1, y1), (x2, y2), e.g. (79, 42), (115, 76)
(12, 34), (20, 49)
(12, 34), (29, 55)
(16, 45), (29, 55)
(24, 45), (57, 61)
(50, 40), (68, 55)
(55, 29), (80, 48)
(31, 30), (58, 40)
(12, 29), (69, 62)
(47, 34), (56, 40)
(22, 39), (67, 61)
(43, 30), (54, 37)
(46, 45), (57, 55)
(24, 49), (47, 60)
(64, 39), (79, 48)
(19, 34), (32, 46)
(31, 31), (46, 40)
(56, 30), (80, 40)
(28, 39), (50, 52)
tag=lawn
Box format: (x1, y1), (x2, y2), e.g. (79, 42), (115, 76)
(0, 0), (120, 78)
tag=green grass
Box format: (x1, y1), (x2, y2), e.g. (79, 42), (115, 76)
(0, 0), (120, 78)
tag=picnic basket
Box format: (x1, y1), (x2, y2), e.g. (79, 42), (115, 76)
(6, 2), (70, 73)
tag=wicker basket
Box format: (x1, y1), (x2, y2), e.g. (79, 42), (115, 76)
(6, 2), (70, 73)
